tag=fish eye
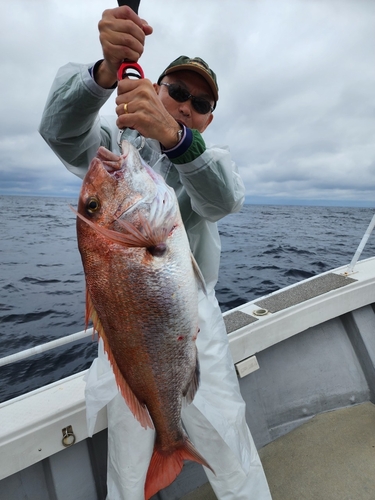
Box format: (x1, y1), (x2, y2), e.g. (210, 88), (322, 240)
(86, 197), (100, 214)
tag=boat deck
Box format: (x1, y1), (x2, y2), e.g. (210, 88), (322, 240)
(2, 258), (375, 499)
(182, 402), (375, 500)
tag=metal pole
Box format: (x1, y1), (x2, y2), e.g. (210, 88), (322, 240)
(0, 328), (94, 367)
(347, 213), (375, 273)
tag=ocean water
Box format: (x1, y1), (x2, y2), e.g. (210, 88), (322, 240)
(1, 195), (374, 403)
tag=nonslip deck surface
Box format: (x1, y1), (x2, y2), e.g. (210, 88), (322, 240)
(259, 402), (375, 500)
(255, 272), (357, 314)
(181, 482), (217, 500)
(223, 273), (357, 335)
(182, 402), (375, 500)
(223, 309), (258, 334)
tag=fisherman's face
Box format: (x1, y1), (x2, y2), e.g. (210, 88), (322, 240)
(155, 70), (214, 133)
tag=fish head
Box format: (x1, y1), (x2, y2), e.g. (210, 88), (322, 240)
(78, 141), (159, 227)
(76, 141), (181, 254)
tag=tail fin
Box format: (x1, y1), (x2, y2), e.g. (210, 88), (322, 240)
(144, 438), (214, 499)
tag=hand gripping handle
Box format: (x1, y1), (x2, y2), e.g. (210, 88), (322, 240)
(116, 0), (144, 80)
(117, 0), (140, 13)
(117, 61), (144, 81)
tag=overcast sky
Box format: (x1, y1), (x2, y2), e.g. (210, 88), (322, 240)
(1, 0), (374, 206)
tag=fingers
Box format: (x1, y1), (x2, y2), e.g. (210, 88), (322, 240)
(98, 6), (153, 76)
(115, 78), (151, 107)
(114, 79), (179, 147)
(96, 146), (122, 171)
(101, 6), (151, 37)
(114, 79), (152, 130)
(111, 6), (153, 35)
(99, 16), (144, 66)
(97, 146), (121, 163)
(139, 18), (153, 36)
(114, 80), (141, 127)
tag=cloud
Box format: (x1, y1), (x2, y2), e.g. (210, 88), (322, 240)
(1, 0), (374, 206)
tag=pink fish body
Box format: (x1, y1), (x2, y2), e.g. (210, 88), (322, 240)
(75, 142), (212, 498)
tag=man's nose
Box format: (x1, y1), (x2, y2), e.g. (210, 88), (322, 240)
(178, 100), (192, 116)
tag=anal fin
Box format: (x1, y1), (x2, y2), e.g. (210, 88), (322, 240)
(86, 288), (154, 430)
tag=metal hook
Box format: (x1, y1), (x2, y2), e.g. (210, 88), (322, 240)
(62, 425), (76, 447)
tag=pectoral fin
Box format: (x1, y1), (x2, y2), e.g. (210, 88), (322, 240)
(183, 352), (200, 405)
(71, 205), (170, 249)
(191, 254), (207, 295)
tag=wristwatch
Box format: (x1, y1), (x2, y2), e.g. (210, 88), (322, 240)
(161, 123), (185, 153)
(176, 125), (183, 145)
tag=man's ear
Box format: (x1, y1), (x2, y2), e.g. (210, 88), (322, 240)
(200, 113), (214, 133)
(153, 83), (160, 94)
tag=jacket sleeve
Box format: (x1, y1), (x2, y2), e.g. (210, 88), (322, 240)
(39, 62), (117, 179)
(40, 62), (245, 221)
(168, 132), (245, 223)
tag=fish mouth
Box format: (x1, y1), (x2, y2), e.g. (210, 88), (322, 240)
(96, 143), (153, 220)
(95, 146), (125, 178)
(96, 142), (151, 179)
(94, 143), (169, 221)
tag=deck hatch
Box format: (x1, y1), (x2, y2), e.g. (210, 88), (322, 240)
(254, 272), (357, 314)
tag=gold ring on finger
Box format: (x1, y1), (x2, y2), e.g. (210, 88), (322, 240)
(123, 102), (128, 114)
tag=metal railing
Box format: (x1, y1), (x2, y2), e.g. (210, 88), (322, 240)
(347, 213), (375, 274)
(0, 328), (93, 367)
(1, 214), (374, 369)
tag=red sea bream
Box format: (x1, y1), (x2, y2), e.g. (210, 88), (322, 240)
(75, 142), (212, 499)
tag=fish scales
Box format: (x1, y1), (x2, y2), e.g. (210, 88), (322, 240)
(75, 141), (212, 499)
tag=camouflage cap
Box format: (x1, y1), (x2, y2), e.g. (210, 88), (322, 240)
(157, 56), (219, 103)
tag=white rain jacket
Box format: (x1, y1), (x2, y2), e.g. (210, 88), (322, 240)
(39, 62), (272, 500)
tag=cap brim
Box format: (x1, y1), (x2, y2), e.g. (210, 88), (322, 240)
(164, 64), (218, 102)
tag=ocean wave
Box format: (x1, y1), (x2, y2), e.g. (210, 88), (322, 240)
(1, 198), (375, 402)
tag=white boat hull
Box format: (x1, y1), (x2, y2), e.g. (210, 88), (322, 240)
(1, 257), (375, 499)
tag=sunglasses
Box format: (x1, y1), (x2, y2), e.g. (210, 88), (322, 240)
(160, 82), (214, 115)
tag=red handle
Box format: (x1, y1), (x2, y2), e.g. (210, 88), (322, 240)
(117, 61), (144, 80)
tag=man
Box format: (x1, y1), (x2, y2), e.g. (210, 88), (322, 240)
(39, 6), (272, 500)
